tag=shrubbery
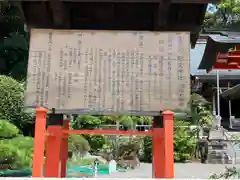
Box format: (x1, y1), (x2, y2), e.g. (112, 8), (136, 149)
(71, 115), (106, 152)
(0, 119), (20, 138)
(0, 75), (212, 172)
(68, 134), (90, 157)
(0, 143), (22, 169)
(0, 139), (33, 169)
(143, 120), (197, 163)
(0, 120), (33, 170)
(174, 120), (197, 162)
(0, 75), (33, 135)
(143, 136), (152, 162)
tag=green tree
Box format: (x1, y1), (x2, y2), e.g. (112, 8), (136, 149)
(203, 1), (240, 30)
(68, 134), (90, 158)
(0, 2), (28, 80)
(0, 120), (34, 170)
(143, 119), (197, 162)
(188, 93), (213, 127)
(70, 115), (106, 152)
(71, 115), (103, 130)
(0, 119), (20, 138)
(0, 75), (33, 135)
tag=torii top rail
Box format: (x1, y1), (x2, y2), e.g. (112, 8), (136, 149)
(62, 129), (152, 135)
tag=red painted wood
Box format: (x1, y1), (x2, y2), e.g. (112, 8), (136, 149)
(45, 126), (62, 177)
(213, 63), (240, 69)
(32, 108), (48, 177)
(152, 111), (174, 178)
(153, 127), (164, 178)
(61, 120), (70, 177)
(163, 111), (174, 178)
(62, 129), (152, 136)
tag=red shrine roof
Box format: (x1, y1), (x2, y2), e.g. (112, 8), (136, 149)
(198, 32), (240, 71)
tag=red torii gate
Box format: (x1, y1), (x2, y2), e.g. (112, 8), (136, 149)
(31, 108), (174, 178)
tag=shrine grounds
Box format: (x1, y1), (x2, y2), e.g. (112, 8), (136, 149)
(99, 163), (240, 178)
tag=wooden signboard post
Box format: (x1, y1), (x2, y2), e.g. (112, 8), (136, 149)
(27, 29), (190, 178)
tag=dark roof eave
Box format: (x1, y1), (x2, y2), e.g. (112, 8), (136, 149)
(197, 34), (240, 71)
(221, 84), (240, 100)
(197, 74), (240, 80)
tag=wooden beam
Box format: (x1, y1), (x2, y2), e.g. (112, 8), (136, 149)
(171, 0), (219, 3)
(190, 33), (198, 48)
(169, 24), (200, 31)
(154, 0), (170, 30)
(22, 2), (53, 28)
(16, 0), (219, 3)
(49, 0), (70, 28)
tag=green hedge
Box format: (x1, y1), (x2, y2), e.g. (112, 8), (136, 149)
(143, 120), (197, 162)
(0, 75), (33, 134)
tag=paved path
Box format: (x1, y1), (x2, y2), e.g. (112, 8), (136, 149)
(99, 163), (239, 178)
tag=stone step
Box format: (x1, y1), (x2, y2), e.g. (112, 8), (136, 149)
(207, 150), (232, 164)
(209, 130), (225, 140)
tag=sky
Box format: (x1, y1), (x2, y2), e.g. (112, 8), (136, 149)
(207, 4), (217, 13)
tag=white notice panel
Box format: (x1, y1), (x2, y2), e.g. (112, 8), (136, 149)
(25, 29), (190, 115)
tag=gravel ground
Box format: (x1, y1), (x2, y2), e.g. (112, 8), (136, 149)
(99, 163), (240, 178)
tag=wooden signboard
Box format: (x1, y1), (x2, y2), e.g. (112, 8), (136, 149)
(25, 29), (190, 115)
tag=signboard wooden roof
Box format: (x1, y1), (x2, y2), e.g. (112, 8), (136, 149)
(25, 29), (190, 115)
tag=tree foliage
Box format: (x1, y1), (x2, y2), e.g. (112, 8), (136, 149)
(0, 120), (33, 170)
(71, 115), (103, 130)
(173, 120), (197, 162)
(209, 166), (240, 179)
(0, 75), (33, 135)
(68, 134), (90, 157)
(0, 119), (20, 138)
(188, 93), (213, 127)
(143, 119), (197, 163)
(0, 2), (28, 80)
(203, 1), (240, 30)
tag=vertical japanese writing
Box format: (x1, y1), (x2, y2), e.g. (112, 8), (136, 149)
(152, 55), (158, 96)
(30, 51), (44, 107)
(84, 48), (89, 108)
(135, 50), (140, 111)
(130, 50), (135, 111)
(112, 48), (116, 111)
(77, 38), (82, 69)
(68, 47), (73, 68)
(125, 51), (130, 87)
(100, 48), (105, 110)
(139, 33), (144, 48)
(167, 35), (173, 103)
(148, 55), (152, 110)
(57, 71), (62, 108)
(158, 56), (164, 104)
(96, 48), (101, 111)
(68, 72), (72, 100)
(139, 52), (144, 111)
(91, 47), (97, 111)
(88, 48), (94, 109)
(36, 53), (41, 105)
(44, 32), (52, 107)
(158, 38), (164, 105)
(120, 51), (125, 112)
(116, 50), (121, 112)
(108, 49), (112, 92)
(177, 35), (185, 107)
